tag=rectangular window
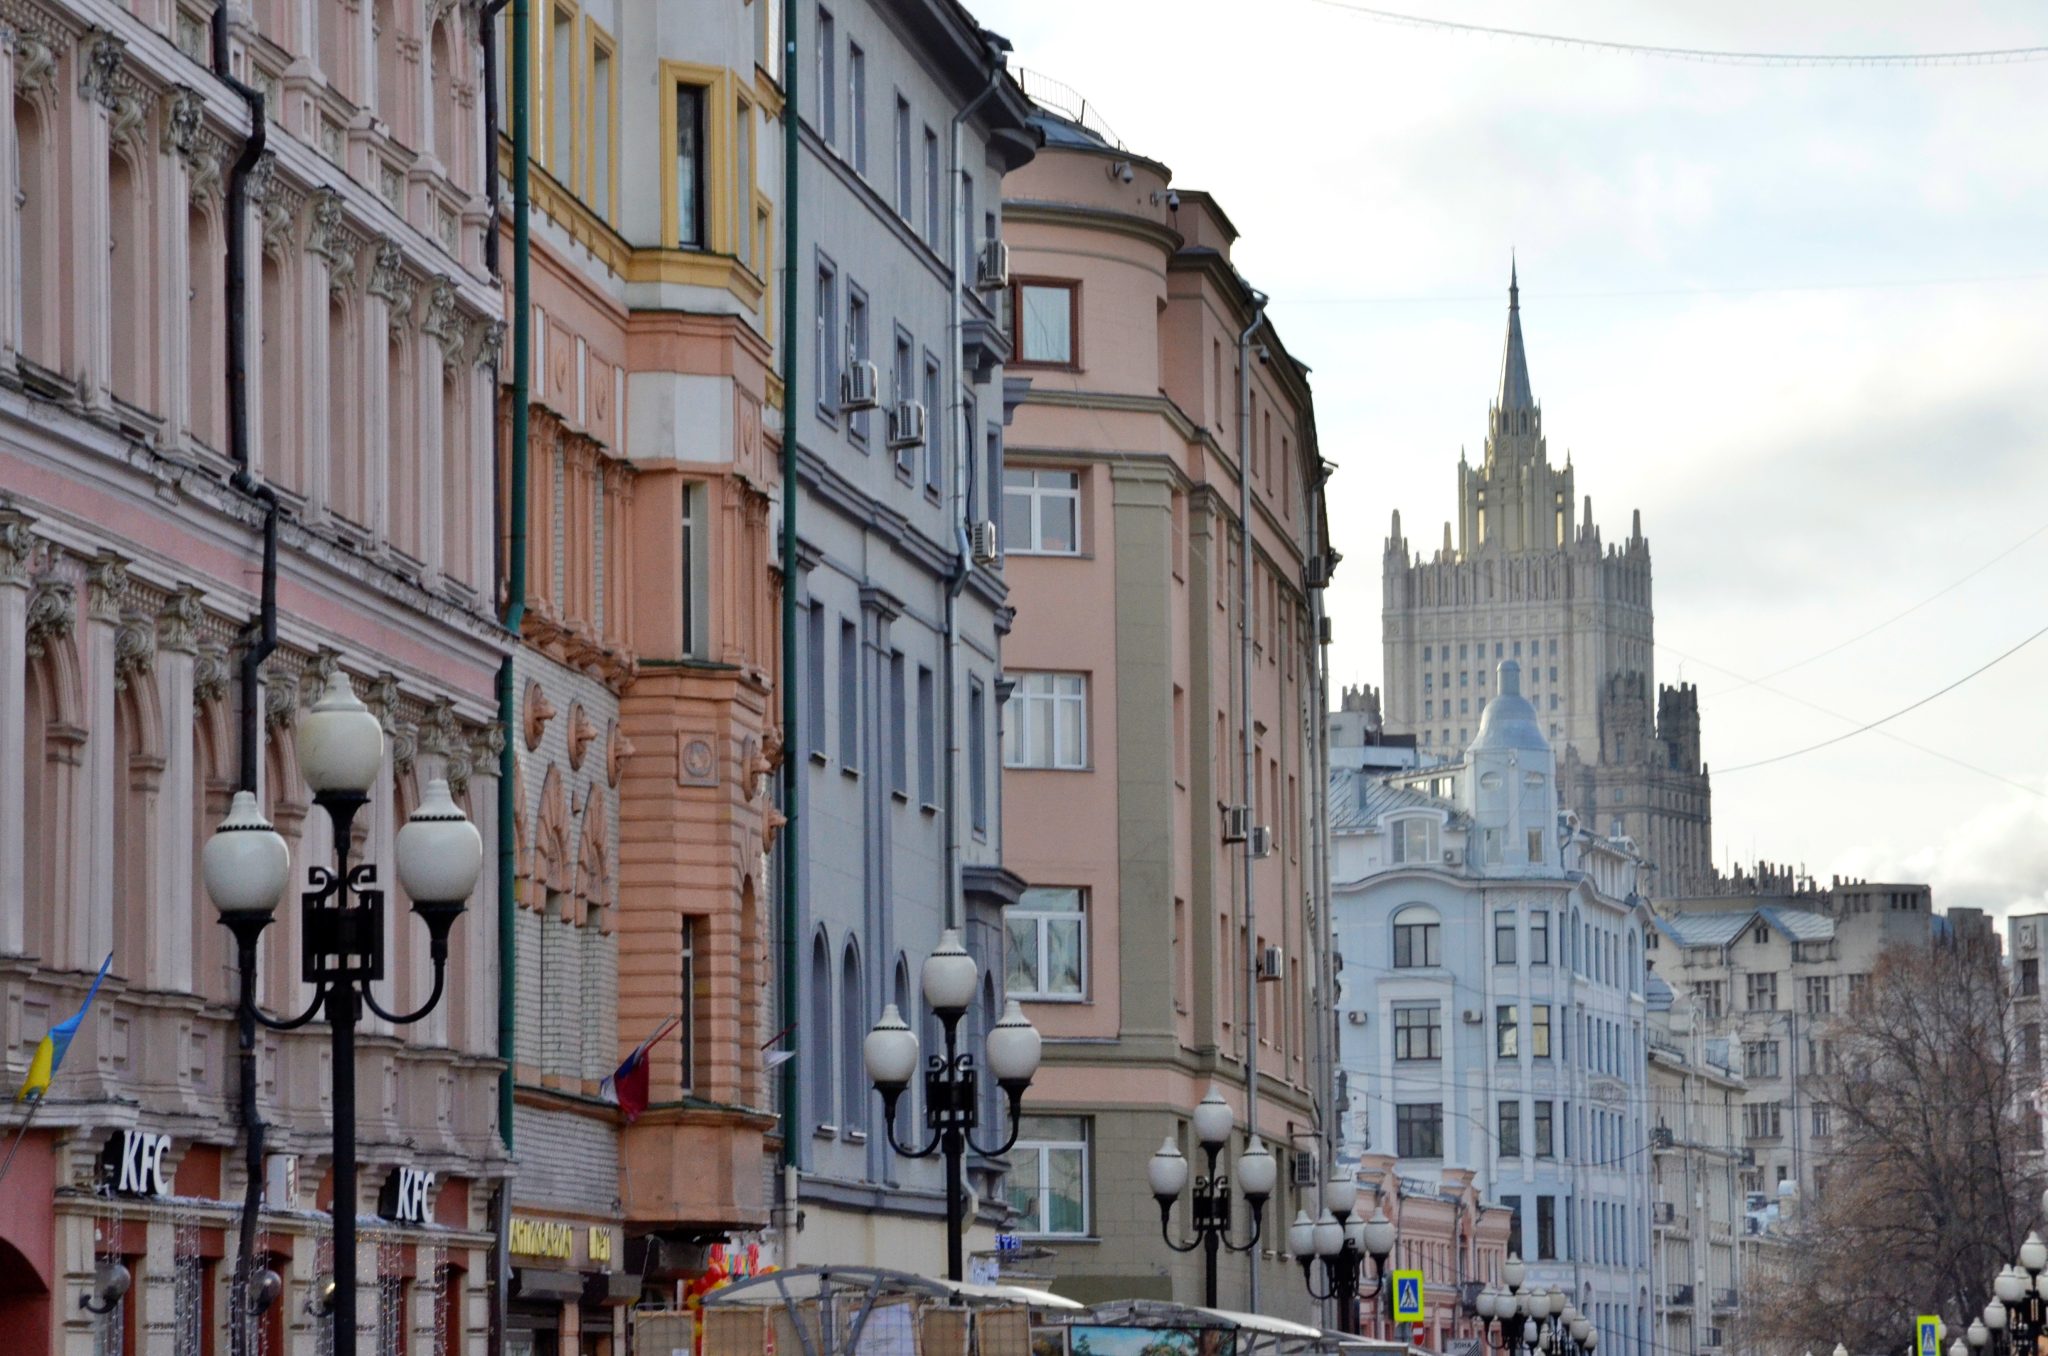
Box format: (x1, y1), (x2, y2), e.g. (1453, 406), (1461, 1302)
(1007, 1116), (1089, 1236)
(891, 330), (915, 476)
(1392, 917), (1440, 968)
(1804, 975), (1831, 1015)
(1497, 1004), (1519, 1058)
(1744, 1040), (1780, 1079)
(590, 36), (614, 218)
(805, 605), (826, 757)
(1744, 1101), (1784, 1139)
(1537, 1196), (1556, 1260)
(1531, 1004), (1552, 1058)
(680, 482), (708, 658)
(1691, 980), (1724, 1020)
(837, 619), (859, 769)
(923, 125), (940, 243)
(1494, 911), (1516, 965)
(893, 96), (911, 218)
(550, 4), (574, 176)
(847, 41), (866, 173)
(1534, 1100), (1554, 1157)
(1006, 887), (1085, 1000)
(1503, 1195), (1522, 1258)
(1498, 1100), (1521, 1156)
(1746, 972), (1778, 1012)
(846, 286), (870, 443)
(2025, 959), (2040, 998)
(735, 93), (754, 263)
(674, 83), (707, 247)
(1390, 817), (1436, 864)
(814, 259), (839, 419)
(1811, 1103), (1831, 1138)
(968, 678), (988, 834)
(1848, 973), (1869, 1011)
(815, 7), (836, 145)
(1528, 827), (1545, 862)
(1002, 672), (1087, 770)
(1013, 281), (1077, 365)
(1003, 469), (1081, 554)
(679, 916), (696, 1091)
(1530, 911), (1550, 965)
(922, 353), (943, 494)
(916, 665), (936, 805)
(1395, 1103), (1443, 1159)
(888, 650), (907, 797)
(1393, 1004), (1441, 1061)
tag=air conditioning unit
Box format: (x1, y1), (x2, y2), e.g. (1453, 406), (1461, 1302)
(975, 238), (1010, 291)
(1653, 1201), (1676, 1225)
(1318, 617), (1333, 644)
(840, 359), (880, 411)
(1292, 1151), (1319, 1188)
(1248, 825), (1274, 859)
(1304, 554), (1331, 589)
(969, 520), (1001, 566)
(1222, 806), (1251, 843)
(886, 401), (926, 450)
(1651, 1126), (1675, 1150)
(1257, 946), (1284, 981)
(1462, 1009), (1483, 1025)
(1442, 848), (1462, 866)
(1345, 1010), (1368, 1026)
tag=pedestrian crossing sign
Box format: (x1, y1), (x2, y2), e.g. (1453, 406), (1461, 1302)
(1918, 1316), (1940, 1356)
(1392, 1270), (1425, 1324)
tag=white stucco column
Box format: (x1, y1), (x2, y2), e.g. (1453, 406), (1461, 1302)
(153, 586), (202, 993)
(0, 508), (35, 956)
(80, 553), (124, 971)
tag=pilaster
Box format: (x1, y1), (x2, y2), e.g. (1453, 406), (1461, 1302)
(82, 551), (125, 972)
(71, 32), (119, 409)
(0, 507), (35, 956)
(153, 586), (204, 993)
(0, 26), (19, 362)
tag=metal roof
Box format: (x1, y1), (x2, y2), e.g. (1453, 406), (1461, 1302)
(1330, 768), (1463, 834)
(1652, 906), (1836, 949)
(1470, 660), (1547, 754)
(1498, 263), (1536, 413)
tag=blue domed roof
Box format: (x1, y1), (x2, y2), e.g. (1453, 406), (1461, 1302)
(1469, 660), (1548, 755)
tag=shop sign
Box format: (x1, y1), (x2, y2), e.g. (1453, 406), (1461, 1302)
(588, 1227), (615, 1265)
(379, 1166), (436, 1224)
(99, 1129), (172, 1198)
(510, 1216), (575, 1261)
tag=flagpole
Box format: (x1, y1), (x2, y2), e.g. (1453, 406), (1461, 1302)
(0, 1095), (46, 1188)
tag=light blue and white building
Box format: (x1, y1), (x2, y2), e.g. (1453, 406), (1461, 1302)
(1331, 660), (1655, 1356)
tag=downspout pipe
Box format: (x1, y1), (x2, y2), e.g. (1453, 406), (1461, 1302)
(777, 0), (802, 1220)
(1235, 287), (1267, 1312)
(486, 5), (524, 1351)
(211, 11), (273, 1356)
(941, 49), (1007, 940)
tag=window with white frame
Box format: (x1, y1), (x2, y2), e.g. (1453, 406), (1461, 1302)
(1003, 469), (1080, 555)
(1388, 816), (1437, 865)
(1007, 1115), (1089, 1236)
(1006, 887), (1085, 1000)
(1003, 673), (1087, 770)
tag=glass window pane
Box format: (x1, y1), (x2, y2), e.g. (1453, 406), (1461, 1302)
(1047, 919), (1083, 994)
(1028, 709), (1053, 767)
(1004, 487), (1033, 546)
(1056, 698), (1082, 766)
(676, 86), (704, 247)
(1022, 887), (1081, 913)
(1041, 495), (1076, 553)
(1006, 916), (1038, 994)
(1020, 286), (1072, 364)
(1047, 1147), (1085, 1233)
(1006, 1147), (1042, 1227)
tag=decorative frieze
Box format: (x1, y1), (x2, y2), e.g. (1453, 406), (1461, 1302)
(156, 586), (205, 654)
(7, 16), (57, 96)
(422, 278), (469, 365)
(306, 190), (361, 295)
(81, 30), (154, 151)
(249, 154), (308, 259)
(367, 240), (420, 336)
(162, 87), (227, 202)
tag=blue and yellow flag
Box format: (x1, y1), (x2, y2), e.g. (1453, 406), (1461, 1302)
(16, 954), (112, 1103)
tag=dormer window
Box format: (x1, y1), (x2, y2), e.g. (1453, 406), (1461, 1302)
(1390, 816), (1438, 865)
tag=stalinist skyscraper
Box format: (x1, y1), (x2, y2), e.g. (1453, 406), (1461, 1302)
(1380, 268), (1713, 895)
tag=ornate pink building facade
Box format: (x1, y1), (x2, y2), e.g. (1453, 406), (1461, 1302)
(0, 1), (507, 1352)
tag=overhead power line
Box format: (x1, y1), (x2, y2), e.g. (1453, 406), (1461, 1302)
(1302, 0), (2048, 68)
(1712, 621), (2048, 775)
(1272, 272), (2048, 307)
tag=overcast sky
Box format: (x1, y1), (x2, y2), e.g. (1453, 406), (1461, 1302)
(975, 0), (2048, 919)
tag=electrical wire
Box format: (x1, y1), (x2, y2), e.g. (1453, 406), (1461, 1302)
(1273, 272), (2048, 307)
(1711, 620), (2048, 775)
(1300, 0), (2048, 68)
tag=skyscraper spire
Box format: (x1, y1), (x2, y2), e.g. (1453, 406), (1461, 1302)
(1498, 259), (1535, 414)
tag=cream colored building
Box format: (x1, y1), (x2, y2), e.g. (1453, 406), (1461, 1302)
(1647, 978), (1745, 1356)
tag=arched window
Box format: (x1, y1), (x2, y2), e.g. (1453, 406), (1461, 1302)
(108, 148), (151, 408)
(1388, 816), (1437, 865)
(188, 202), (224, 449)
(808, 934), (833, 1128)
(442, 365), (471, 586)
(12, 94), (58, 364)
(388, 332), (418, 557)
(891, 956), (914, 1148)
(112, 681), (164, 988)
(839, 940), (864, 1134)
(1392, 905), (1441, 969)
(328, 295), (362, 523)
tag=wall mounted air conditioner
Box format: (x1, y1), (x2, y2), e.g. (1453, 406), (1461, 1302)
(886, 401), (926, 449)
(1292, 1151), (1319, 1188)
(1257, 946), (1284, 981)
(976, 238), (1010, 292)
(969, 521), (1000, 566)
(1443, 848), (1462, 866)
(1222, 806), (1251, 843)
(1462, 1009), (1483, 1025)
(840, 359), (880, 411)
(1345, 1010), (1368, 1026)
(1248, 825), (1274, 859)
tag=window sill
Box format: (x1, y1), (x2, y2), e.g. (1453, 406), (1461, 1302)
(810, 751), (829, 766)
(842, 766), (861, 781)
(891, 789), (910, 805)
(919, 802), (939, 816)
(815, 1125), (838, 1141)
(1017, 993), (1088, 1005)
(844, 1130), (867, 1144)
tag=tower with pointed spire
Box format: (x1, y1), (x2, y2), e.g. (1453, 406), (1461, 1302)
(1376, 266), (1713, 894)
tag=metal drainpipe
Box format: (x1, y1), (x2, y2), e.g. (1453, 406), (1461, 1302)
(1308, 507), (1334, 1326)
(1236, 288), (1267, 1310)
(777, 0), (803, 1255)
(210, 9), (273, 1356)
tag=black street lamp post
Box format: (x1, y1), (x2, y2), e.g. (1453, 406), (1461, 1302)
(865, 930), (1043, 1283)
(1476, 1258), (1596, 1356)
(1292, 1170), (1396, 1335)
(203, 673), (482, 1353)
(1147, 1087), (1277, 1307)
